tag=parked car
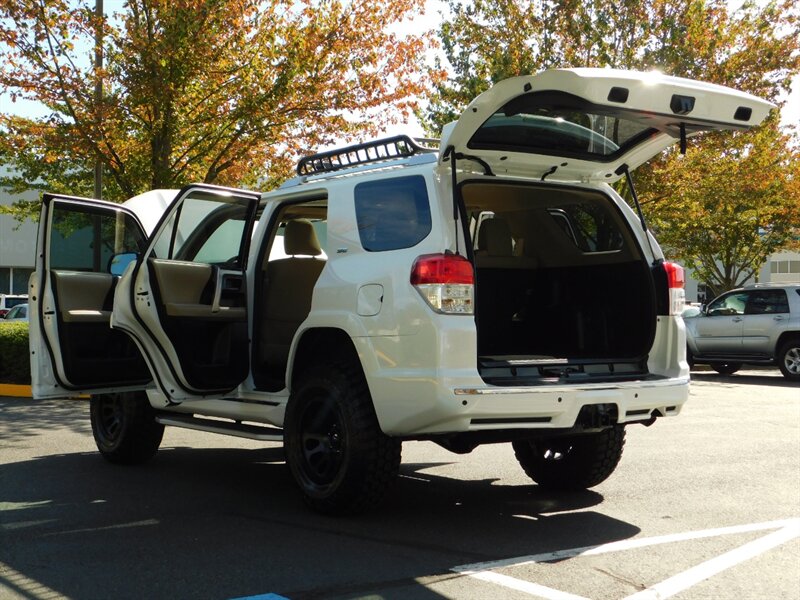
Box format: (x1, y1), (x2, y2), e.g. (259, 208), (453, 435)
(684, 283), (800, 380)
(2, 303), (28, 322)
(0, 294), (27, 318)
(681, 303), (703, 319)
(29, 69), (774, 514)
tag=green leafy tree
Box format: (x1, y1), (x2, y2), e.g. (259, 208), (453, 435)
(424, 0), (800, 294)
(425, 0), (799, 131)
(0, 0), (434, 217)
(637, 118), (800, 297)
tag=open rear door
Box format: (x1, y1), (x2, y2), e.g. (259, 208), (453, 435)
(31, 195), (152, 399)
(440, 68), (775, 182)
(110, 184), (261, 404)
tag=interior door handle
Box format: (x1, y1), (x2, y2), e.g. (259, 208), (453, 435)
(211, 267), (222, 313)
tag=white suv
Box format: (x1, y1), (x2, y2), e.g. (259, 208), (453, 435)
(30, 69), (773, 513)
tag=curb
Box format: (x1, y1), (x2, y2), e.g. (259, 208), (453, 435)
(0, 383), (33, 398)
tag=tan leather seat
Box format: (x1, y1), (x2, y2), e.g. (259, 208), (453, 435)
(260, 220), (325, 374)
(475, 218), (538, 269)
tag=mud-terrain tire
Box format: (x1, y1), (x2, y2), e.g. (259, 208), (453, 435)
(284, 361), (402, 515)
(90, 391), (164, 464)
(710, 362), (742, 375)
(512, 425), (626, 490)
(777, 339), (800, 381)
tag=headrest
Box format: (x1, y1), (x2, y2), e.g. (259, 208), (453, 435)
(284, 219), (322, 256)
(477, 218), (513, 257)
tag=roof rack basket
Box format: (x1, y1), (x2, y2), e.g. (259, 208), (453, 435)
(296, 135), (437, 176)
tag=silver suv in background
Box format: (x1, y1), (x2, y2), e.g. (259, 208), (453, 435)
(684, 283), (800, 380)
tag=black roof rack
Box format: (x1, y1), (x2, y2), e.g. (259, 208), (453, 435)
(296, 135), (437, 176)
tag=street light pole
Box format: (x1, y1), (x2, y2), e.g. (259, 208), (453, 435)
(94, 0), (103, 200)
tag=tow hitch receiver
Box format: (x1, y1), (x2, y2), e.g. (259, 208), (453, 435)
(577, 403), (618, 430)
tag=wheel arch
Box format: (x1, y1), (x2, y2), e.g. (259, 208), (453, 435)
(289, 327), (360, 388)
(775, 331), (800, 355)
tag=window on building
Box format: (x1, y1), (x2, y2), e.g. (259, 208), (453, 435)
(12, 268), (33, 294)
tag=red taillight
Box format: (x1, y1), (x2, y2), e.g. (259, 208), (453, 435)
(411, 254), (474, 285)
(664, 261), (685, 289)
(663, 261), (686, 315)
(411, 254), (474, 314)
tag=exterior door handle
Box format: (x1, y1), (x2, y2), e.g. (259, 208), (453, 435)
(732, 317), (743, 322)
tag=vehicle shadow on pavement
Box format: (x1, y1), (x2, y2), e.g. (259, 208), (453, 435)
(690, 371), (797, 388)
(0, 397), (92, 444)
(0, 441), (641, 600)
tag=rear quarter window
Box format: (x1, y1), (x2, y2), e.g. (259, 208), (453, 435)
(354, 175), (432, 252)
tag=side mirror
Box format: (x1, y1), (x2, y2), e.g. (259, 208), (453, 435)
(108, 252), (138, 277)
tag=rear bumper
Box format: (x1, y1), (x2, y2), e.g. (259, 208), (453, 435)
(356, 312), (689, 436)
(357, 336), (689, 436)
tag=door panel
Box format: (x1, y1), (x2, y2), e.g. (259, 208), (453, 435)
(31, 196), (151, 399)
(742, 289), (790, 354)
(110, 185), (260, 402)
(694, 291), (747, 353)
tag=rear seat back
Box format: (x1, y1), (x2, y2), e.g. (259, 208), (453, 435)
(260, 220), (325, 371)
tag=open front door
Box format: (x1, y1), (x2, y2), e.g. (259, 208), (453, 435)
(111, 184), (260, 404)
(31, 195), (152, 399)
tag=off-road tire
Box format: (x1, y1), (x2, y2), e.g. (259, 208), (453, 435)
(512, 425), (626, 490)
(710, 362), (742, 375)
(777, 339), (800, 381)
(90, 391), (164, 465)
(284, 361), (402, 515)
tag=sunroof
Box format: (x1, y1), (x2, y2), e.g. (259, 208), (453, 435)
(467, 91), (658, 162)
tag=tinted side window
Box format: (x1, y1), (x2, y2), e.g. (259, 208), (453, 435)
(151, 192), (252, 266)
(354, 175), (431, 252)
(746, 290), (789, 314)
(50, 203), (147, 272)
(548, 204), (624, 253)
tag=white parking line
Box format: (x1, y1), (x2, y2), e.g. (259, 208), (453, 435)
(453, 518), (800, 600)
(468, 571), (591, 600)
(623, 523), (800, 600)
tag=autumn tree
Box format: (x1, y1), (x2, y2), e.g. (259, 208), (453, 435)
(0, 0), (433, 214)
(637, 118), (800, 296)
(424, 0), (800, 294)
(425, 0), (799, 130)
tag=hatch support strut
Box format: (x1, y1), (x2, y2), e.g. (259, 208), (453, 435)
(616, 163), (657, 260)
(447, 146), (460, 255)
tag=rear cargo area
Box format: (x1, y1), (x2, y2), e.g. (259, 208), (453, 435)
(462, 181), (658, 384)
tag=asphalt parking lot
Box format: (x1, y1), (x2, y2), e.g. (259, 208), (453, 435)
(1, 369), (798, 600)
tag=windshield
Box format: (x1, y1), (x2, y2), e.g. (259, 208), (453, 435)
(467, 91), (658, 162)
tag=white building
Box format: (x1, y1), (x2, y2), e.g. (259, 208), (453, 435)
(0, 167), (37, 295)
(684, 249), (800, 303)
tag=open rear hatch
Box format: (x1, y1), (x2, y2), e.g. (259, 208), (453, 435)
(444, 69), (773, 385)
(440, 68), (774, 182)
(463, 181), (658, 385)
